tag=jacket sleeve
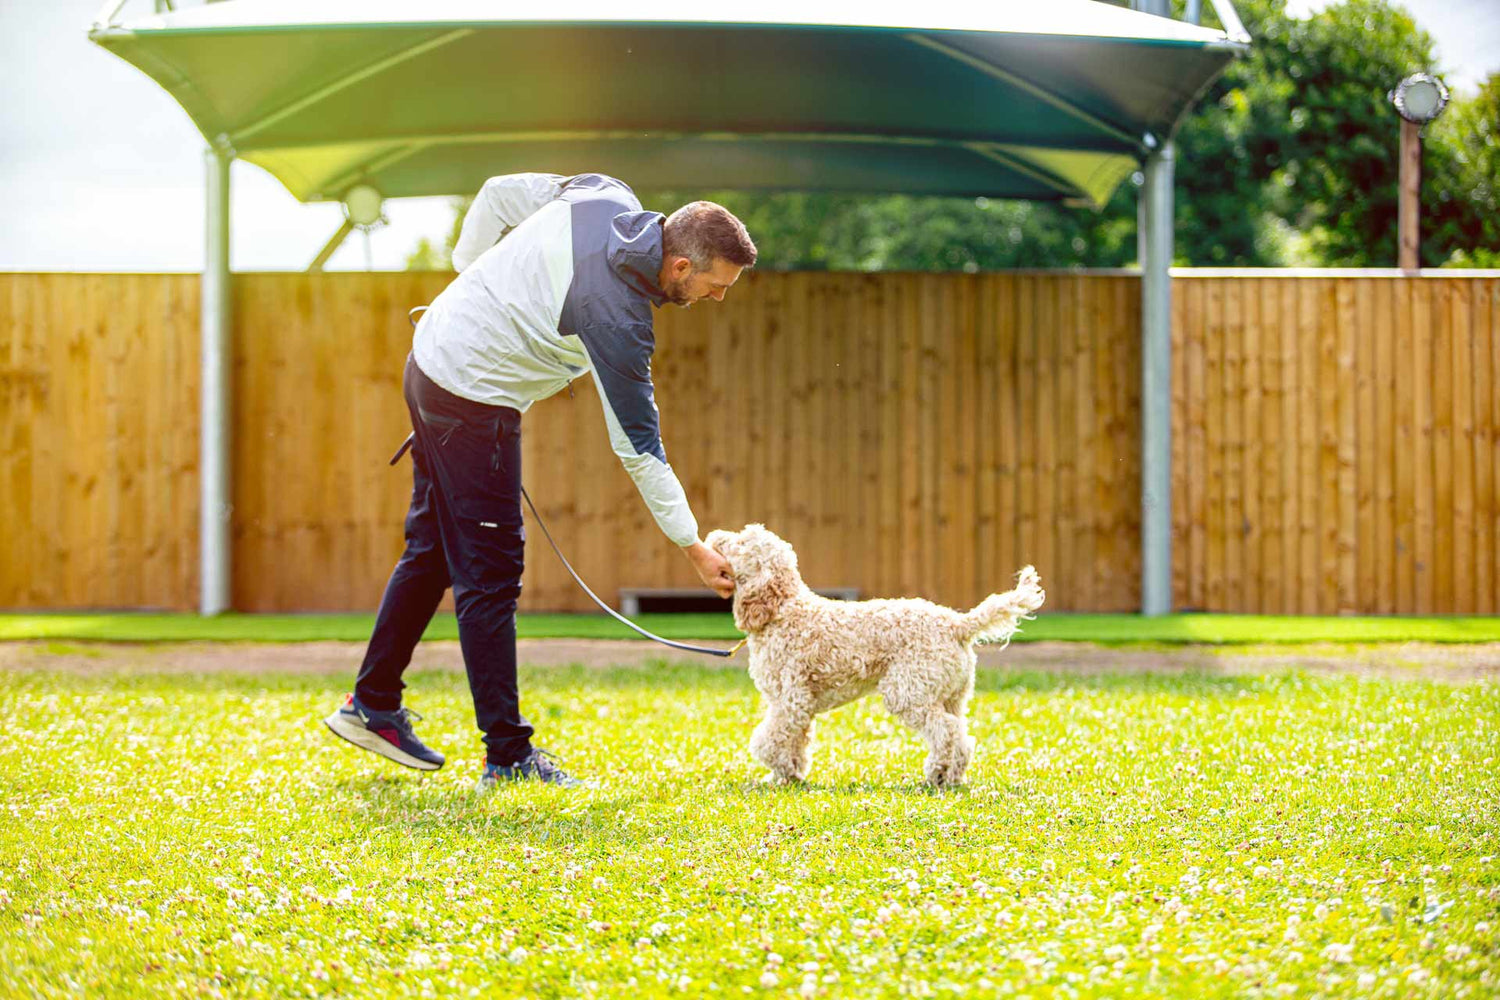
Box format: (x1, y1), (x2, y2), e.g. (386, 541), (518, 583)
(578, 326), (700, 547)
(450, 173), (567, 272)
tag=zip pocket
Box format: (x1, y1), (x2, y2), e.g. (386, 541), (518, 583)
(416, 406), (463, 447)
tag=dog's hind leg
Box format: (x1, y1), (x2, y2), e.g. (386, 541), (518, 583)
(941, 710), (974, 786)
(749, 700), (814, 782)
(942, 672), (977, 785)
(882, 682), (965, 787)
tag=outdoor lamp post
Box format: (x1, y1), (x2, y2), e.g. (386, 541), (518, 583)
(1389, 73), (1450, 270)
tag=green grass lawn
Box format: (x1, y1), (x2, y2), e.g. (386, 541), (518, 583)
(4, 610), (1500, 644)
(2, 658), (1496, 998)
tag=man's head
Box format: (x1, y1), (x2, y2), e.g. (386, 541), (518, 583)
(658, 201), (757, 307)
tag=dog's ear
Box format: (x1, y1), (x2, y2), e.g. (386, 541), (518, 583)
(733, 544), (799, 633)
(735, 570), (789, 632)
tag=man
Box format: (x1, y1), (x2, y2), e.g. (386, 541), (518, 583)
(323, 172), (756, 788)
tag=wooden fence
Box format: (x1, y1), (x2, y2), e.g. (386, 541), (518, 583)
(1173, 274), (1498, 614)
(2, 270), (1495, 615)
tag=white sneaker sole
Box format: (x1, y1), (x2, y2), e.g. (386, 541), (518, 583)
(322, 710), (442, 771)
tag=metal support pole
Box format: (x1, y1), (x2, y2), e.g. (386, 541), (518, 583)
(201, 145), (232, 615)
(1397, 118), (1421, 271)
(1140, 142), (1175, 616)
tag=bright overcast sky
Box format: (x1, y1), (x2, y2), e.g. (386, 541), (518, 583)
(2, 0), (1496, 273)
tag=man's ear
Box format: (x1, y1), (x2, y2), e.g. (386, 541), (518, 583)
(669, 256), (694, 279)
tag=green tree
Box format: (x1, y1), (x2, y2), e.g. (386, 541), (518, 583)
(1425, 73), (1500, 267)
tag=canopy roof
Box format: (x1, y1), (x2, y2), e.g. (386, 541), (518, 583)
(91, 0), (1246, 208)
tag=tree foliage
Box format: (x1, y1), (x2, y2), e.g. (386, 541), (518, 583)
(410, 0), (1498, 271)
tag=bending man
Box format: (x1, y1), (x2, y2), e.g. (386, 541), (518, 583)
(324, 173), (755, 787)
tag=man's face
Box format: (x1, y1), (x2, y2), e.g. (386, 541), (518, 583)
(660, 256), (743, 307)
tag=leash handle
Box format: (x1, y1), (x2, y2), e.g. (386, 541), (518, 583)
(520, 487), (738, 658)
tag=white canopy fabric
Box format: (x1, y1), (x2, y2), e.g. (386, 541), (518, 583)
(91, 0), (1246, 208)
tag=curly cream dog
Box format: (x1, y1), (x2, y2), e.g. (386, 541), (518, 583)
(706, 524), (1044, 786)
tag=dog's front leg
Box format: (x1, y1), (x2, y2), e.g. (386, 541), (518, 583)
(749, 701), (813, 783)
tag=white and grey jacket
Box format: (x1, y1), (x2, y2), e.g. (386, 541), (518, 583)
(412, 172), (698, 546)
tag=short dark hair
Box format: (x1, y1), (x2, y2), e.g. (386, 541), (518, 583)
(662, 201), (757, 271)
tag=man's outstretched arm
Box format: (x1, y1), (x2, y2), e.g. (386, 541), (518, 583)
(578, 331), (733, 597)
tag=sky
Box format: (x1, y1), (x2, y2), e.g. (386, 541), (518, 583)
(2, 0), (1496, 273)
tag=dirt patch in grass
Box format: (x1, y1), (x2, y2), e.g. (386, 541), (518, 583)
(2, 638), (1496, 683)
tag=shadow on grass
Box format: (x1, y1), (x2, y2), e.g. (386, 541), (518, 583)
(331, 772), (643, 840)
(735, 777), (959, 797)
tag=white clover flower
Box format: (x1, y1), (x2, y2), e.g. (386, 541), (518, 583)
(508, 947), (528, 963)
(759, 971), (778, 988)
(1142, 924), (1163, 942)
(650, 922), (670, 938)
(765, 952), (783, 966)
(1322, 943), (1353, 963)
(1314, 904), (1329, 920)
(230, 931), (247, 948)
(1103, 945), (1127, 961)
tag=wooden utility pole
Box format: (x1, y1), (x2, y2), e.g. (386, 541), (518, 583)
(1398, 117), (1421, 271)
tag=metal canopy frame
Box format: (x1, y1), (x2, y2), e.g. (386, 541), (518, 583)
(89, 0), (1248, 617)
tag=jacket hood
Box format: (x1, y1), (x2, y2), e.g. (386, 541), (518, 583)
(607, 210), (668, 306)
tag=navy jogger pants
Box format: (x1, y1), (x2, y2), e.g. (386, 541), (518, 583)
(354, 354), (534, 766)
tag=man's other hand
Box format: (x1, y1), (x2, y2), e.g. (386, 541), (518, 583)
(683, 541), (735, 598)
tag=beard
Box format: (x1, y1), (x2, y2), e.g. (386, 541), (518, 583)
(661, 273), (694, 306)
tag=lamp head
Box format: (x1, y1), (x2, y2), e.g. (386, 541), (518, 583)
(342, 184), (384, 228)
(1389, 73), (1449, 125)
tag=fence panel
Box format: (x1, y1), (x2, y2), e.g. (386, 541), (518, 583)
(1169, 274), (1500, 613)
(0, 273), (199, 610)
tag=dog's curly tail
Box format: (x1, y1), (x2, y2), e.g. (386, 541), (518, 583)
(960, 566), (1045, 646)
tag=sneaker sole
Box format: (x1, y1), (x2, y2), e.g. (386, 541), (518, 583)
(322, 711), (442, 772)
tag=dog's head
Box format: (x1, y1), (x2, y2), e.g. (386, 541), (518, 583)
(705, 524), (800, 633)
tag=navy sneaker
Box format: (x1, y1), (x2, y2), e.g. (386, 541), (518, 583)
(476, 748), (581, 789)
(322, 694), (445, 771)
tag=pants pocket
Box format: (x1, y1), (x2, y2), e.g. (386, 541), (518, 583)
(452, 493), (525, 595)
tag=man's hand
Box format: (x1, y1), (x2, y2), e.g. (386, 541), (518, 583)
(683, 540), (735, 598)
